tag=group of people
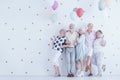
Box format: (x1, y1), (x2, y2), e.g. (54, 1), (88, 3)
(51, 23), (106, 77)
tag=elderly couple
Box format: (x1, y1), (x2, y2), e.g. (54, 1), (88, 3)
(51, 23), (106, 77)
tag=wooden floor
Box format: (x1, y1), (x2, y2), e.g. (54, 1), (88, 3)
(0, 76), (120, 80)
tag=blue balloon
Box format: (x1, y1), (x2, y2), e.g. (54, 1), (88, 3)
(50, 14), (57, 23)
(98, 0), (106, 11)
(70, 12), (76, 21)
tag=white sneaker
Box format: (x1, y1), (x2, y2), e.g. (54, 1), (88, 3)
(79, 71), (84, 77)
(77, 71), (84, 77)
(97, 73), (102, 77)
(76, 70), (81, 77)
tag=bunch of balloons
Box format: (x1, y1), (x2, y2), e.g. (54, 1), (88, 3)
(98, 0), (110, 11)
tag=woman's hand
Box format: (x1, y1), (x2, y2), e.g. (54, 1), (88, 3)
(50, 37), (53, 41)
(60, 45), (69, 48)
(50, 35), (55, 41)
(66, 41), (71, 45)
(101, 35), (106, 47)
(74, 41), (78, 46)
(101, 39), (106, 47)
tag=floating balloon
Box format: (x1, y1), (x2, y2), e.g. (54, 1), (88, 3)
(52, 1), (58, 10)
(70, 12), (76, 21)
(73, 8), (77, 12)
(47, 10), (52, 19)
(98, 0), (106, 11)
(105, 0), (110, 8)
(76, 8), (84, 18)
(50, 14), (57, 23)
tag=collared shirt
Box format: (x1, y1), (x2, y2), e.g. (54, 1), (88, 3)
(85, 30), (96, 49)
(66, 31), (78, 47)
(94, 38), (104, 53)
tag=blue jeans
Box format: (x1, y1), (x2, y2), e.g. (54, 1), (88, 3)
(66, 47), (75, 74)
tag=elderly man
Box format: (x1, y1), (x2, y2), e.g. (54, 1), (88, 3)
(65, 23), (78, 77)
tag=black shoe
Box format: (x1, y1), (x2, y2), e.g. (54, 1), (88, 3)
(88, 73), (93, 77)
(70, 74), (74, 77)
(67, 74), (71, 77)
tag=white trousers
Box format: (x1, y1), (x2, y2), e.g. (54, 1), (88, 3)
(52, 50), (61, 66)
(86, 48), (93, 57)
(92, 51), (104, 75)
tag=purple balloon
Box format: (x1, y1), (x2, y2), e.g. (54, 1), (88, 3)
(52, 1), (58, 10)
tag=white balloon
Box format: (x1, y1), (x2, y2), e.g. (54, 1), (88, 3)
(50, 14), (57, 23)
(70, 12), (76, 21)
(98, 0), (106, 11)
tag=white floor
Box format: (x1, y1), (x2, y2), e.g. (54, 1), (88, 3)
(0, 76), (120, 80)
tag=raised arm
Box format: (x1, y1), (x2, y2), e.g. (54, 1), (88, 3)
(50, 36), (56, 47)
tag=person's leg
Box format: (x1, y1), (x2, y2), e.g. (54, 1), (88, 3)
(75, 61), (79, 71)
(86, 49), (93, 72)
(52, 53), (58, 76)
(89, 63), (92, 73)
(56, 66), (60, 76)
(89, 54), (96, 76)
(88, 63), (93, 76)
(52, 51), (61, 76)
(54, 65), (57, 75)
(66, 48), (71, 77)
(79, 58), (84, 77)
(86, 56), (91, 72)
(70, 48), (75, 77)
(80, 59), (84, 71)
(97, 52), (104, 76)
(56, 51), (62, 76)
(76, 61), (81, 76)
(87, 49), (93, 76)
(75, 46), (79, 71)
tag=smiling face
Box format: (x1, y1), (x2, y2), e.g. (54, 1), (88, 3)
(96, 30), (103, 38)
(87, 23), (93, 32)
(69, 23), (75, 32)
(59, 29), (65, 37)
(78, 28), (84, 34)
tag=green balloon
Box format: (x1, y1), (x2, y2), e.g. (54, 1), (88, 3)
(73, 8), (77, 12)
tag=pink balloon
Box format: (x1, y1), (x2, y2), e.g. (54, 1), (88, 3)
(105, 0), (110, 7)
(76, 8), (84, 18)
(52, 1), (58, 10)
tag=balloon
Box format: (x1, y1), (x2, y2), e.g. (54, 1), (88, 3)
(47, 10), (52, 19)
(98, 0), (106, 11)
(105, 0), (110, 8)
(52, 1), (58, 10)
(76, 8), (84, 18)
(50, 14), (57, 23)
(73, 8), (77, 12)
(70, 12), (76, 21)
